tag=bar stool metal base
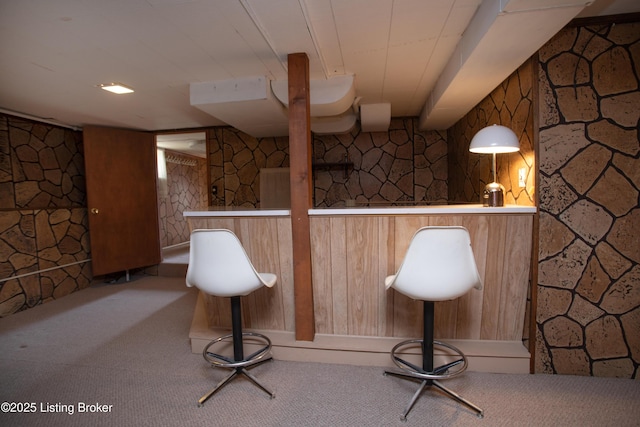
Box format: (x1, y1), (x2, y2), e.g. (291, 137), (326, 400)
(384, 338), (483, 421)
(198, 331), (275, 406)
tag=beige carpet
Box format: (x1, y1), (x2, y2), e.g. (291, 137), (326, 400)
(1, 275), (638, 427)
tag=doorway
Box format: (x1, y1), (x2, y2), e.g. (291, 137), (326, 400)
(155, 132), (208, 259)
(83, 126), (161, 276)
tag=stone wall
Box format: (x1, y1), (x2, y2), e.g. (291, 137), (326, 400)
(158, 151), (208, 247)
(313, 118), (447, 207)
(446, 58), (536, 351)
(0, 114), (91, 317)
(536, 20), (639, 378)
(208, 127), (289, 207)
(448, 57), (536, 206)
(209, 118), (448, 207)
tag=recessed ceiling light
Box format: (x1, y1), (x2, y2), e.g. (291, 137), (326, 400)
(98, 83), (134, 94)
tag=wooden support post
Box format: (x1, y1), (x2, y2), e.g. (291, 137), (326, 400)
(288, 53), (315, 341)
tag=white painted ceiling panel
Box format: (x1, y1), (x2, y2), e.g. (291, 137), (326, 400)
(389, 0), (453, 42)
(242, 0), (328, 80)
(406, 0), (481, 116)
(0, 0), (638, 136)
(421, 0), (596, 129)
(331, 1), (393, 105)
(212, 1), (290, 79)
(302, 0), (346, 76)
(334, 3), (392, 61)
(300, 0), (348, 78)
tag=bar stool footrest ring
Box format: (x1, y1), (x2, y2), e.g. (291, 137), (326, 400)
(390, 339), (468, 380)
(203, 332), (272, 369)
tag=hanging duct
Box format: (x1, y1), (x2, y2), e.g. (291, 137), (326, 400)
(271, 74), (355, 117)
(360, 103), (391, 132)
(311, 111), (357, 135)
(190, 76), (289, 137)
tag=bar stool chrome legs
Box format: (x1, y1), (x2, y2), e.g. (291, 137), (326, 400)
(186, 229), (278, 407)
(197, 296), (275, 406)
(384, 301), (483, 421)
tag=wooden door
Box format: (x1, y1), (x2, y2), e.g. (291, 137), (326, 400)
(83, 126), (161, 276)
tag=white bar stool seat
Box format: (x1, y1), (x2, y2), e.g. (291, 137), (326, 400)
(384, 226), (484, 421)
(186, 229), (277, 406)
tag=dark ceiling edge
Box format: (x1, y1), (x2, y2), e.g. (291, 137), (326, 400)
(568, 12), (640, 27)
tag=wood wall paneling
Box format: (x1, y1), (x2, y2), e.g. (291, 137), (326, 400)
(309, 214), (533, 342)
(481, 215), (507, 340)
(190, 213), (532, 348)
(189, 217), (295, 334)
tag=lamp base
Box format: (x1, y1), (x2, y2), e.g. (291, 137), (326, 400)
(483, 182), (505, 207)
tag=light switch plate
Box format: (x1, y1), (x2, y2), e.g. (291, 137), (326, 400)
(518, 168), (527, 188)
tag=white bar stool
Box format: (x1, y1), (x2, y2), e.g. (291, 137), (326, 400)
(384, 226), (484, 421)
(186, 229), (277, 406)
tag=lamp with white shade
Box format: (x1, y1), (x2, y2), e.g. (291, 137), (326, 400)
(469, 124), (520, 207)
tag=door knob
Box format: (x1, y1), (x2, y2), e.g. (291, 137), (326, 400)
(91, 208), (99, 214)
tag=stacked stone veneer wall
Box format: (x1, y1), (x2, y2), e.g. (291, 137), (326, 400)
(447, 58), (536, 350)
(313, 118), (447, 207)
(0, 114), (91, 317)
(209, 118), (447, 207)
(448, 57), (536, 206)
(536, 20), (639, 378)
(208, 127), (290, 207)
(158, 150), (207, 247)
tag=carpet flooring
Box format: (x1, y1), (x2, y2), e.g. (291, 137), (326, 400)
(1, 276), (638, 427)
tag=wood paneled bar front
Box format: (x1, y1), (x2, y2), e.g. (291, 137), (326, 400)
(184, 205), (536, 373)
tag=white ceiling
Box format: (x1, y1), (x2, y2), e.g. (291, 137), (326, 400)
(1, 0), (638, 139)
(156, 131), (206, 157)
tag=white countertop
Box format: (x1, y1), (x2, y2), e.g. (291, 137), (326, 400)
(184, 204), (536, 217)
(309, 204), (536, 215)
(184, 207), (290, 217)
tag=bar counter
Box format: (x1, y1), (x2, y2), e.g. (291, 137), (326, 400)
(184, 204), (536, 373)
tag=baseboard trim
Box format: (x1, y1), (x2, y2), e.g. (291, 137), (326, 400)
(190, 293), (530, 374)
